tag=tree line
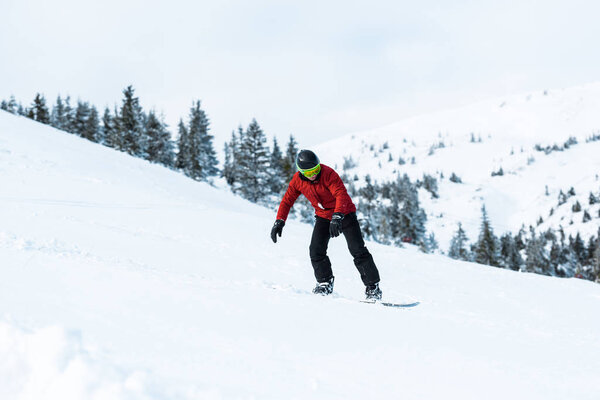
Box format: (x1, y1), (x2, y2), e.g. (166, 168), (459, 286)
(343, 169), (599, 283)
(3, 89), (598, 283)
(2, 88), (316, 211)
(1, 88), (218, 181)
(448, 205), (600, 282)
(342, 173), (430, 249)
(2, 89), (431, 248)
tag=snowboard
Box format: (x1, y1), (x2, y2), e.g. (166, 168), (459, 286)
(360, 299), (420, 308)
(264, 282), (419, 308)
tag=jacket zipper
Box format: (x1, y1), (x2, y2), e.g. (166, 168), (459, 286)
(311, 181), (332, 210)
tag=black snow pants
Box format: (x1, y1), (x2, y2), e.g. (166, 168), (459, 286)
(309, 212), (380, 286)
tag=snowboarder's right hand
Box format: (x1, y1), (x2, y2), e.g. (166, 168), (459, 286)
(271, 219), (285, 243)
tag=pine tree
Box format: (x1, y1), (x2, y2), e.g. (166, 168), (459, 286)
(31, 93), (50, 124)
(387, 174), (427, 245)
(175, 119), (191, 171)
(198, 134), (219, 178)
(564, 236), (582, 278)
(50, 95), (69, 131)
(144, 111), (174, 167)
(525, 229), (549, 275)
(358, 175), (379, 241)
(178, 101), (218, 180)
(474, 205), (500, 267)
(281, 135), (298, 178)
(83, 105), (100, 142)
(514, 226), (527, 251)
(4, 95), (17, 113)
(191, 101), (218, 179)
(268, 136), (286, 196)
(556, 233), (572, 277)
(18, 103), (27, 117)
(71, 101), (100, 141)
(137, 111), (150, 158)
(571, 233), (586, 265)
(380, 195), (400, 245)
(586, 236), (597, 267)
(101, 107), (115, 147)
(378, 180), (396, 239)
(63, 96), (74, 133)
(591, 231), (600, 282)
(421, 174), (439, 199)
(118, 85), (145, 157)
(72, 101), (91, 137)
(222, 130), (240, 187)
(499, 233), (523, 271)
(448, 223), (470, 261)
(235, 119), (270, 203)
(223, 141), (233, 183)
(558, 190), (567, 206)
(110, 105), (123, 150)
(549, 238), (563, 275)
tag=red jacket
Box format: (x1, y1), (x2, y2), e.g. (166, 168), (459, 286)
(276, 164), (356, 221)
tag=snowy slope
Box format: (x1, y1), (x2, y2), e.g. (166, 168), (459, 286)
(1, 110), (600, 400)
(315, 82), (600, 248)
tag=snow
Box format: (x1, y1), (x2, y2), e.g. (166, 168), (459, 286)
(1, 110), (600, 399)
(315, 82), (600, 248)
(0, 320), (154, 400)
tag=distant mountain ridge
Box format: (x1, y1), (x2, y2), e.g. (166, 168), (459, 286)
(315, 82), (600, 251)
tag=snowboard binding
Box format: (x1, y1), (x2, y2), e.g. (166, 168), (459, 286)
(312, 276), (334, 295)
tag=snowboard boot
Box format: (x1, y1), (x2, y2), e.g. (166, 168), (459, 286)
(365, 282), (382, 300)
(312, 277), (334, 295)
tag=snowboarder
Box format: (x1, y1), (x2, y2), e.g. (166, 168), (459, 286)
(270, 149), (382, 300)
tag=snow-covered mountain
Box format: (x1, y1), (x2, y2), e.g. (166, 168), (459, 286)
(1, 105), (600, 399)
(316, 82), (600, 249)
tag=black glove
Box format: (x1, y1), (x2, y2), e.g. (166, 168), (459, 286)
(329, 213), (344, 238)
(271, 219), (285, 243)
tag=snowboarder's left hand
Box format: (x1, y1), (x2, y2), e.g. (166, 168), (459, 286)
(329, 213), (344, 238)
(271, 219), (285, 243)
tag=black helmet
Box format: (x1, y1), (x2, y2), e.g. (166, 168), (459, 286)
(296, 149), (320, 170)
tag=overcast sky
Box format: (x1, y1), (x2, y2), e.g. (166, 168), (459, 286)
(3, 0), (600, 149)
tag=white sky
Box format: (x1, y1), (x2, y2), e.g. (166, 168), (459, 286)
(2, 0), (600, 150)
